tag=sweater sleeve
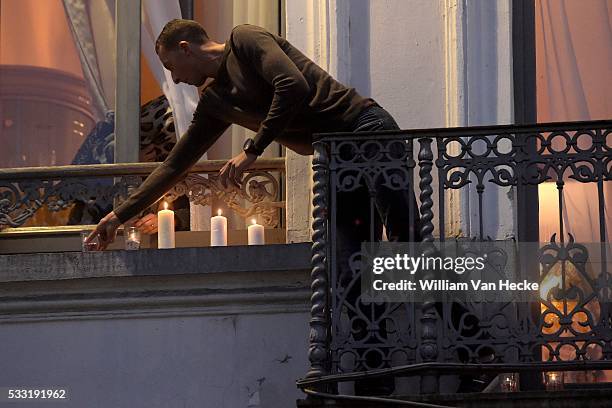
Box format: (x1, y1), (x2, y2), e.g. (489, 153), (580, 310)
(114, 106), (229, 224)
(230, 25), (311, 154)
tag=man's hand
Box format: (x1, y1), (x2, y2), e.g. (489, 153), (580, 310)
(86, 211), (122, 251)
(219, 151), (257, 189)
(134, 213), (159, 235)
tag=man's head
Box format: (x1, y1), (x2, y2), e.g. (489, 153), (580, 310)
(156, 19), (219, 87)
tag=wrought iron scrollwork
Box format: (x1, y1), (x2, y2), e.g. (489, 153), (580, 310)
(166, 171), (284, 228)
(0, 177), (132, 229)
(0, 164), (284, 229)
(309, 120), (611, 394)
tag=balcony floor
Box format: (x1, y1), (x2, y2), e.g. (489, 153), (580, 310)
(297, 388), (612, 407)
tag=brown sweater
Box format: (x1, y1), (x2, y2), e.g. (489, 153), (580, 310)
(114, 24), (372, 223)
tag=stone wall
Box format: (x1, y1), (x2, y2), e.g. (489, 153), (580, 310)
(0, 244), (311, 408)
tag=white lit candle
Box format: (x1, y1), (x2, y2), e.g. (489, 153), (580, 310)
(500, 373), (518, 392)
(248, 219), (265, 245)
(211, 209), (228, 246)
(157, 202), (175, 249)
(545, 372), (563, 391)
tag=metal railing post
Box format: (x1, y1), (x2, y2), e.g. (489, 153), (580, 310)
(417, 136), (440, 394)
(306, 142), (331, 383)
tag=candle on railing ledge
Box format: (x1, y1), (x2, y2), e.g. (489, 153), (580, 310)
(157, 201), (175, 249)
(125, 226), (141, 251)
(248, 219), (265, 245)
(544, 371), (564, 391)
(211, 209), (227, 246)
(499, 373), (519, 392)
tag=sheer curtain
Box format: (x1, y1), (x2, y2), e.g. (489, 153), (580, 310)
(62, 0), (116, 121)
(141, 0), (208, 230)
(536, 0), (612, 243)
(141, 0), (200, 138)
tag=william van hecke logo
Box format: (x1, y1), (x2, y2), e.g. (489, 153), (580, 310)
(361, 241), (546, 303)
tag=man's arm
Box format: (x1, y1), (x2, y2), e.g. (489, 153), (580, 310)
(113, 110), (229, 224)
(230, 24), (311, 154)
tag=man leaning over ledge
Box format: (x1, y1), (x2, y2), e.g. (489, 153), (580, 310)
(87, 19), (420, 251)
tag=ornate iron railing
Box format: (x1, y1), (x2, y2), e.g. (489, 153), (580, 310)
(301, 120), (612, 396)
(0, 158), (285, 230)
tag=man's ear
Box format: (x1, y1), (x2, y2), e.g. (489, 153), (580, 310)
(178, 41), (191, 55)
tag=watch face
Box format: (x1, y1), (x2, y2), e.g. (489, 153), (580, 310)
(243, 138), (261, 155)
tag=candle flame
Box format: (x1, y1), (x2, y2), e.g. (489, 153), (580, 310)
(251, 219), (257, 225)
(163, 201), (168, 210)
(217, 209), (222, 216)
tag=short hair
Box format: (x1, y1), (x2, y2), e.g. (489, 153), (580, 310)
(155, 19), (209, 53)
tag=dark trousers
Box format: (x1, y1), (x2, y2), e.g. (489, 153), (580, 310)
(334, 103), (421, 394)
(336, 104), (421, 248)
(336, 104), (421, 291)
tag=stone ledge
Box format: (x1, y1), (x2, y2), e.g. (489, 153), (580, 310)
(0, 243), (312, 318)
(0, 243), (311, 282)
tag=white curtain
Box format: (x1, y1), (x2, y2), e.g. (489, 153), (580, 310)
(536, 0), (612, 243)
(62, 0), (116, 121)
(141, 0), (200, 137)
(142, 0), (208, 230)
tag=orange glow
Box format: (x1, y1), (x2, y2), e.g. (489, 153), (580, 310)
(539, 261), (608, 383)
(0, 0), (84, 77)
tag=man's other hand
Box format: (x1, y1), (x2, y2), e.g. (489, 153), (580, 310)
(86, 211), (121, 250)
(219, 151), (257, 189)
(134, 213), (159, 235)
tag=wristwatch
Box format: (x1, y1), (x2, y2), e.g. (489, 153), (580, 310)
(243, 138), (263, 156)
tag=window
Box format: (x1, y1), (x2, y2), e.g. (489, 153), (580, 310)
(0, 0), (117, 227)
